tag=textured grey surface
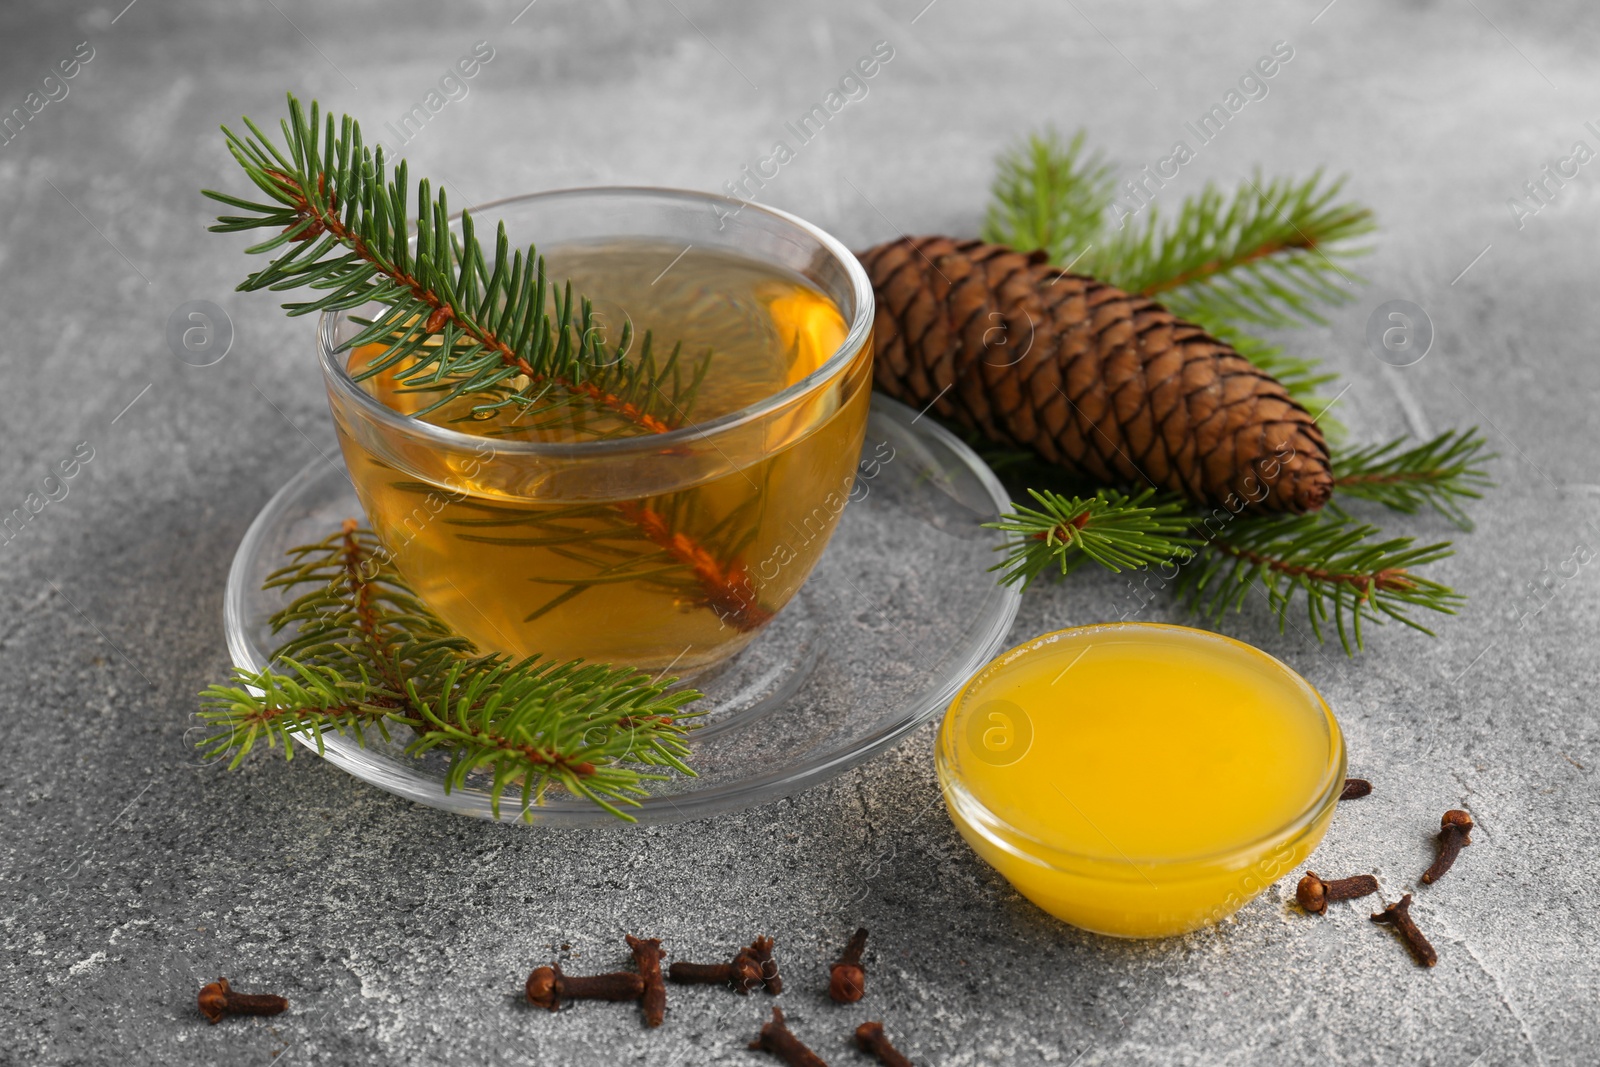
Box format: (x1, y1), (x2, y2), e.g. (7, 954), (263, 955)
(1, 1), (1597, 1064)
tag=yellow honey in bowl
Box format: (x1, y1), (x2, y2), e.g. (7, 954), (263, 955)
(937, 623), (1344, 938)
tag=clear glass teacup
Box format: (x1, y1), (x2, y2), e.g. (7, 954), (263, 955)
(318, 188), (875, 675)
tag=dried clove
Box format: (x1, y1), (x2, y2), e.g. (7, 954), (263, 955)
(1339, 778), (1372, 801)
(743, 935), (782, 995)
(626, 934), (667, 1028)
(1295, 870), (1380, 914)
(1371, 894), (1437, 967)
(827, 927), (868, 1004)
(669, 936), (779, 995)
(525, 964), (645, 1011)
(855, 1021), (914, 1067)
(197, 977), (288, 1024)
(731, 948), (766, 994)
(668, 959), (741, 987)
(749, 1006), (828, 1067)
(1420, 809), (1473, 884)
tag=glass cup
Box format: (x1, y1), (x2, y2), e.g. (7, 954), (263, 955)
(318, 188), (875, 675)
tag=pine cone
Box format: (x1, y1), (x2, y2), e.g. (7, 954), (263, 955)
(860, 236), (1332, 513)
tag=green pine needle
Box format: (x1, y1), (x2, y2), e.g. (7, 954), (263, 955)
(1178, 510), (1463, 654)
(1100, 171), (1376, 331)
(204, 92), (706, 433)
(198, 523), (702, 821)
(1094, 170), (1376, 332)
(986, 488), (1197, 589)
(978, 131), (1375, 336)
(982, 128), (1116, 265)
(985, 484), (1467, 655)
(1333, 429), (1495, 531)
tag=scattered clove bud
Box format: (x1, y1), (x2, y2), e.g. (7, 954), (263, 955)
(744, 935), (783, 994)
(669, 936), (780, 995)
(827, 927), (868, 1004)
(525, 964), (645, 1011)
(669, 959), (741, 988)
(1420, 809), (1473, 884)
(1295, 870), (1380, 914)
(1339, 778), (1372, 801)
(1371, 894), (1437, 967)
(197, 977), (288, 1024)
(626, 934), (667, 1028)
(855, 1021), (914, 1067)
(749, 1006), (829, 1067)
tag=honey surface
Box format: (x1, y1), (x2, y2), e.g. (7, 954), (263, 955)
(950, 627), (1333, 860)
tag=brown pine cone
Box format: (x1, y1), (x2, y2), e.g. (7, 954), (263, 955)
(860, 236), (1332, 513)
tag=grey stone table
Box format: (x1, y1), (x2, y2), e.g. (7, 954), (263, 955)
(2, 1), (1596, 1063)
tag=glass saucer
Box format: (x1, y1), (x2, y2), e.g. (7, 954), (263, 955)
(223, 395), (1021, 826)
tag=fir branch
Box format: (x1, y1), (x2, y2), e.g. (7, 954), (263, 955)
(981, 128), (1115, 265)
(986, 488), (1197, 589)
(977, 133), (1375, 332)
(1091, 171), (1376, 331)
(197, 659), (402, 768)
(984, 486), (1466, 655)
(1332, 429), (1494, 531)
(427, 485), (774, 632)
(198, 521), (701, 821)
(1177, 511), (1463, 654)
(409, 658), (697, 820)
(204, 93), (706, 433)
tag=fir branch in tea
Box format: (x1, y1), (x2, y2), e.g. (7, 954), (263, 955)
(198, 521), (702, 821)
(203, 93), (769, 673)
(204, 92), (708, 433)
(384, 474), (775, 633)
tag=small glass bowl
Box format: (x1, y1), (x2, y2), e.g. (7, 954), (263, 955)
(937, 623), (1346, 938)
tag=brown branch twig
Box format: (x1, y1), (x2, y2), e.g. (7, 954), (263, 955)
(436, 719), (599, 778)
(616, 502), (772, 633)
(1335, 471), (1438, 487)
(1140, 234), (1316, 297)
(339, 519), (406, 695)
(234, 699), (392, 737)
(1210, 541), (1416, 602)
(1030, 509), (1091, 542)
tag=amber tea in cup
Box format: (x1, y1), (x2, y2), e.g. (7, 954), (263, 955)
(320, 189), (874, 675)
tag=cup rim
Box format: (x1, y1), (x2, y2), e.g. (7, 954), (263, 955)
(316, 185), (875, 457)
(937, 622), (1347, 876)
